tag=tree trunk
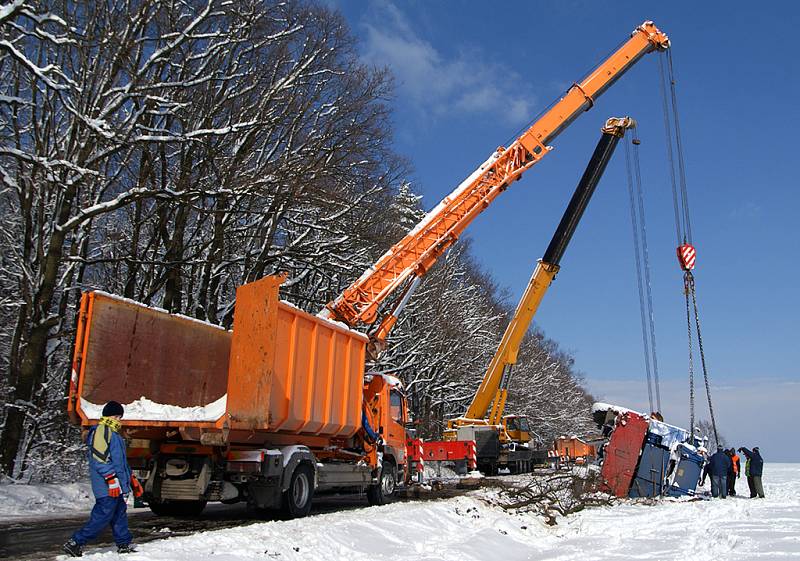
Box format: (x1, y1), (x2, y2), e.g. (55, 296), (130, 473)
(1, 168), (73, 474)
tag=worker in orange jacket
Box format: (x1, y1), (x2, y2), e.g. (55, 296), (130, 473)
(727, 448), (740, 496)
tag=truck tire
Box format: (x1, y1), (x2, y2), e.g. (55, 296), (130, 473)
(148, 499), (207, 517)
(282, 463), (314, 518)
(367, 460), (396, 506)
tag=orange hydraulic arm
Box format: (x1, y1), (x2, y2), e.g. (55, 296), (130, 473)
(322, 21), (669, 350)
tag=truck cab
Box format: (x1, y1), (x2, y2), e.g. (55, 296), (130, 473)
(361, 373), (410, 503)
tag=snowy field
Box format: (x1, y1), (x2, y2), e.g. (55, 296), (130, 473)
(0, 481), (96, 521)
(20, 463), (792, 561)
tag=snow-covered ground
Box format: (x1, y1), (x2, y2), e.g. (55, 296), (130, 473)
(0, 481), (95, 521)
(37, 463), (797, 561)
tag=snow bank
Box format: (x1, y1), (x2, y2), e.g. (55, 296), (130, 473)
(80, 394), (227, 422)
(5, 464), (799, 560)
(0, 481), (94, 521)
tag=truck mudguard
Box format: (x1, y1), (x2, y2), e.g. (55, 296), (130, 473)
(279, 446), (317, 493)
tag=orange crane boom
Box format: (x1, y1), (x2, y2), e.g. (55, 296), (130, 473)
(322, 21), (669, 350)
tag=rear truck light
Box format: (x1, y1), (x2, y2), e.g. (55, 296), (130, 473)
(224, 449), (283, 474)
(226, 462), (261, 474)
(226, 450), (265, 462)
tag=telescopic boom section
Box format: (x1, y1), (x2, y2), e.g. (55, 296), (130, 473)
(464, 117), (636, 423)
(322, 22), (669, 346)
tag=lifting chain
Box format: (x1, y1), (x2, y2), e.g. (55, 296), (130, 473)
(687, 271), (718, 445)
(684, 274), (696, 437)
(662, 50), (719, 445)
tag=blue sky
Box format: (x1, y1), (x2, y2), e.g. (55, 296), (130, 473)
(333, 1), (800, 461)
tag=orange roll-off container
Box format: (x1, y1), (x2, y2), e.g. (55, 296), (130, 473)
(68, 275), (367, 442)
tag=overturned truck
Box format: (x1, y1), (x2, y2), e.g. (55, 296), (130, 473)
(593, 403), (704, 498)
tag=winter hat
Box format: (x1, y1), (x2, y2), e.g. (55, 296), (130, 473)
(102, 400), (124, 418)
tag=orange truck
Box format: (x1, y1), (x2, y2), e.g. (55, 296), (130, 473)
(68, 275), (409, 516)
(67, 21), (669, 518)
(554, 436), (598, 464)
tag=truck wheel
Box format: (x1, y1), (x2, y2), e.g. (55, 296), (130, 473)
(282, 463), (314, 518)
(148, 499), (207, 517)
(367, 460), (397, 506)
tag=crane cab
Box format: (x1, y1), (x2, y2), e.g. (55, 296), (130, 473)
(501, 415), (531, 445)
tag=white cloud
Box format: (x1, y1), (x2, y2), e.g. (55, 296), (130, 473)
(588, 376), (800, 463)
(728, 201), (763, 220)
(357, 2), (534, 124)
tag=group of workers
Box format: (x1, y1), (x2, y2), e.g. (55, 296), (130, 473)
(700, 444), (765, 499)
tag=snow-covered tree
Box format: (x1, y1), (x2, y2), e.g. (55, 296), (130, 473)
(0, 0), (401, 479)
(0, 0), (595, 480)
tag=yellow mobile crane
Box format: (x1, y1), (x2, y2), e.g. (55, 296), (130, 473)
(446, 117), (636, 474)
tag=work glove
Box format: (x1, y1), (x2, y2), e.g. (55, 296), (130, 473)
(105, 474), (121, 498)
(130, 474), (144, 498)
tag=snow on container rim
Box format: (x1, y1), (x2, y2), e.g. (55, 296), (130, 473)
(93, 290), (227, 331)
(277, 299), (367, 341)
(80, 394), (227, 422)
(591, 401), (645, 416)
(94, 288), (366, 341)
(375, 373), (403, 388)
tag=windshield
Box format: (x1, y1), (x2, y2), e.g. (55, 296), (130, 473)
(390, 389), (403, 423)
(507, 416), (530, 432)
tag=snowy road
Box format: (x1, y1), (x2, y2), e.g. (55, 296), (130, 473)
(2, 464), (797, 560)
(0, 487), (466, 560)
(0, 503), (260, 560)
(0, 495), (392, 560)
